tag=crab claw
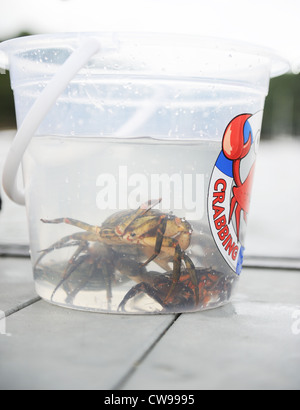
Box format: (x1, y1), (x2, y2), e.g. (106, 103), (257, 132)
(223, 114), (252, 160)
(115, 199), (162, 236)
(141, 198), (162, 210)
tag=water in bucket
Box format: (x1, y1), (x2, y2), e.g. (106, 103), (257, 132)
(0, 33), (290, 314)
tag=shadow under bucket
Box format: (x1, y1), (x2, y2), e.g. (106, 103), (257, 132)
(0, 33), (290, 314)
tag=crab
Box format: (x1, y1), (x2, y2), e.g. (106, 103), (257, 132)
(222, 114), (256, 241)
(118, 267), (233, 313)
(36, 199), (198, 305)
(35, 241), (147, 307)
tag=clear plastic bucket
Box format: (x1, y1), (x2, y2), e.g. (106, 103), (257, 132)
(0, 33), (290, 314)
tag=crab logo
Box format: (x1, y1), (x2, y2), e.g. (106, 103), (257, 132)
(208, 112), (263, 274)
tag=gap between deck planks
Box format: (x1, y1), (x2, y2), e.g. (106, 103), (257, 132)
(111, 313), (181, 390)
(0, 298), (178, 390)
(1, 255), (299, 390)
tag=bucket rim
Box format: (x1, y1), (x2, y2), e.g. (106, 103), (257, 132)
(0, 31), (291, 78)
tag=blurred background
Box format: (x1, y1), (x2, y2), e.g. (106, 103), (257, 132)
(0, 0), (299, 258)
(1, 0), (300, 136)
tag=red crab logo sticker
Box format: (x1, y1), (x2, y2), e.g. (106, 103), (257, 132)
(208, 112), (263, 274)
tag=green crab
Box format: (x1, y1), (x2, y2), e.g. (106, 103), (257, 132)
(36, 199), (198, 305)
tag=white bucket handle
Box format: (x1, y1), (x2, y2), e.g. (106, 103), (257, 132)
(2, 38), (101, 206)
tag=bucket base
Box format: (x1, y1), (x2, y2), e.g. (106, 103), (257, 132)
(35, 275), (238, 315)
(38, 294), (235, 315)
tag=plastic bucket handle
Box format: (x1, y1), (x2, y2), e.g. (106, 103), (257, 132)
(2, 38), (101, 206)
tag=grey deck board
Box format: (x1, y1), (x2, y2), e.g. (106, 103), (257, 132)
(0, 299), (176, 390)
(0, 257), (37, 315)
(121, 268), (300, 390)
(0, 265), (299, 390)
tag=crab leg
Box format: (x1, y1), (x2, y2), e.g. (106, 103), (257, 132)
(228, 196), (237, 225)
(140, 215), (168, 267)
(64, 256), (113, 308)
(35, 231), (100, 268)
(235, 204), (242, 242)
(182, 253), (199, 305)
(118, 282), (165, 312)
(65, 260), (98, 304)
(51, 241), (89, 300)
(139, 214), (198, 304)
(115, 199), (161, 236)
(163, 246), (199, 305)
(162, 243), (183, 303)
(41, 217), (101, 236)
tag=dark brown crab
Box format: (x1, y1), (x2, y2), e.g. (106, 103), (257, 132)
(36, 199), (198, 305)
(118, 267), (234, 313)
